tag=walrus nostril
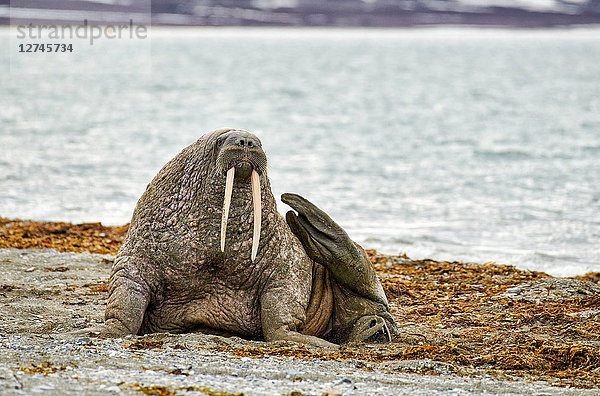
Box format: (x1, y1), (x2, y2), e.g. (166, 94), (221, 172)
(235, 137), (259, 149)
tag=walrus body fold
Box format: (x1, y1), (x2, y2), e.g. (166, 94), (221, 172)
(97, 128), (396, 346)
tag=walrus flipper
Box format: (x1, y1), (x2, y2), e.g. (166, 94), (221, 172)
(282, 193), (397, 343)
(103, 256), (150, 335)
(281, 193), (388, 307)
(72, 256), (150, 336)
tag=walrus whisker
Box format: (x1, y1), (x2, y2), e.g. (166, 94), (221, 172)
(221, 167), (235, 252)
(251, 169), (261, 262)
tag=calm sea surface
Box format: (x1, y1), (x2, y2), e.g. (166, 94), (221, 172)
(1, 27), (599, 276)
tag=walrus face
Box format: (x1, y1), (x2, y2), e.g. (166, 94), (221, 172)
(215, 130), (267, 180)
(214, 130), (268, 262)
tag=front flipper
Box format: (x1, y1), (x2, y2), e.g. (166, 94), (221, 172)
(281, 193), (388, 307)
(260, 279), (338, 349)
(101, 256), (150, 335)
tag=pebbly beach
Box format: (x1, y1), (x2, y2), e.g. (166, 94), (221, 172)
(1, 217), (600, 395)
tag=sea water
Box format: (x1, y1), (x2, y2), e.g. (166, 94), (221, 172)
(0, 27), (599, 276)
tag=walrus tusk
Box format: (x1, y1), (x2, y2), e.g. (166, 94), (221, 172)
(221, 167), (235, 252)
(383, 320), (392, 343)
(251, 169), (261, 262)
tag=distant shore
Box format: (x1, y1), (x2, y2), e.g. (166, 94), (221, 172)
(3, 2), (600, 28)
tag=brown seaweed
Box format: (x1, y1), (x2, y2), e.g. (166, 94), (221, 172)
(2, 217), (599, 388)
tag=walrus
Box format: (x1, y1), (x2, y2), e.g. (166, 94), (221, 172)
(91, 128), (396, 347)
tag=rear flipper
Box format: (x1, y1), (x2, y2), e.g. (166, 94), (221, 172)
(282, 193), (397, 342)
(282, 193), (387, 306)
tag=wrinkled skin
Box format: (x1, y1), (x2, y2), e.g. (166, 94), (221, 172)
(87, 128), (397, 347)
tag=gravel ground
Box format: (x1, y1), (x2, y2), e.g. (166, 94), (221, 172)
(0, 249), (596, 395)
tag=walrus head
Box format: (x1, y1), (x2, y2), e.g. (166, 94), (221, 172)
(214, 129), (268, 262)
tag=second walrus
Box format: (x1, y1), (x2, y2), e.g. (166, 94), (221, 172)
(100, 128), (397, 347)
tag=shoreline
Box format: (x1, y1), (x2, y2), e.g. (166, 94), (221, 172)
(3, 2), (600, 29)
(0, 217), (129, 255)
(2, 216), (598, 280)
(2, 217), (600, 392)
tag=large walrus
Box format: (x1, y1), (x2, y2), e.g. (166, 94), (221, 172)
(94, 128), (396, 347)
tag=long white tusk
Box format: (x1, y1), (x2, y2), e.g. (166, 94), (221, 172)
(251, 169), (261, 262)
(221, 167), (235, 252)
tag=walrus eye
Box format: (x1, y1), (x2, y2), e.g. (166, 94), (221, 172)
(216, 136), (225, 148)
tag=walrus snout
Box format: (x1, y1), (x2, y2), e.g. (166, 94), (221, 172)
(216, 130), (267, 263)
(347, 315), (394, 344)
(217, 147), (267, 180)
(216, 130), (267, 178)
